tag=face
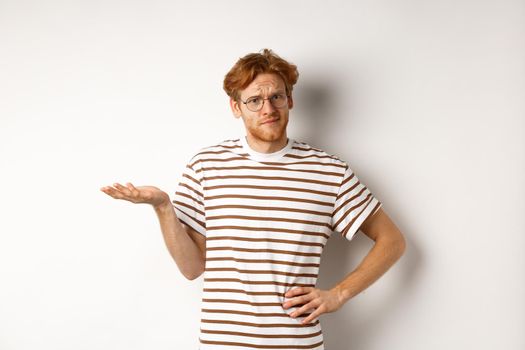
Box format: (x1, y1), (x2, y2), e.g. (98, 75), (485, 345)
(230, 73), (293, 144)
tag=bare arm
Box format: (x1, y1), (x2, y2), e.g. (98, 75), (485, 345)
(283, 208), (405, 324)
(281, 207), (407, 324)
(332, 207), (406, 302)
(100, 182), (206, 281)
(154, 202), (206, 281)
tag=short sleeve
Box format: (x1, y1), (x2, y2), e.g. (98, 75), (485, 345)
(172, 158), (206, 237)
(331, 164), (382, 241)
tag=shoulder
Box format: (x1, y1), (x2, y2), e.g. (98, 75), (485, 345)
(198, 137), (241, 154)
(292, 139), (349, 170)
(186, 138), (242, 167)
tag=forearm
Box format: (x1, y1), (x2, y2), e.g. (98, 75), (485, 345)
(332, 237), (405, 304)
(153, 202), (204, 280)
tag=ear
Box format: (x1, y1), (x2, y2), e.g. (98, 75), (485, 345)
(287, 94), (294, 110)
(230, 97), (243, 118)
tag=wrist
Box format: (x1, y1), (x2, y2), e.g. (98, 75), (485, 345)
(153, 199), (172, 214)
(332, 285), (351, 305)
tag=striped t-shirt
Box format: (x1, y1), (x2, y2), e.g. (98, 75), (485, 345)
(172, 136), (382, 350)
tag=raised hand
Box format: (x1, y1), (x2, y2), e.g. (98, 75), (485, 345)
(100, 182), (170, 209)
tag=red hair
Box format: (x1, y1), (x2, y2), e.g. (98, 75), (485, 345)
(223, 48), (299, 101)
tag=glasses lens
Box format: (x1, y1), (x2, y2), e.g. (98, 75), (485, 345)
(245, 97), (261, 111)
(245, 94), (288, 111)
(271, 94), (287, 108)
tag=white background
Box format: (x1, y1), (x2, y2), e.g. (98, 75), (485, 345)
(1, 0), (524, 349)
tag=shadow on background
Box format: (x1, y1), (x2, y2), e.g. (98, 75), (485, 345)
(316, 211), (420, 350)
(291, 75), (341, 148)
(294, 76), (420, 349)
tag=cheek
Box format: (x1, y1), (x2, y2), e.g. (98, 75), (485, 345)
(242, 117), (257, 130)
(249, 113), (262, 125)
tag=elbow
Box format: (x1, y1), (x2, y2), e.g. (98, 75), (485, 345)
(185, 272), (200, 281)
(185, 274), (198, 281)
(379, 232), (406, 261)
(394, 233), (407, 258)
(184, 266), (205, 281)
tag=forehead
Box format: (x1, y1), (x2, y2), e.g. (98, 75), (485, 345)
(242, 73), (285, 96)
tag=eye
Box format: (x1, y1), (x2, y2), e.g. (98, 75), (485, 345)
(271, 94), (285, 101)
(247, 97), (261, 105)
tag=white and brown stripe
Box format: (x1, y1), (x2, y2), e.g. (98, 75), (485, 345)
(173, 137), (382, 349)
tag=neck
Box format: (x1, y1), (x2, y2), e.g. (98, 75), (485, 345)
(245, 133), (288, 153)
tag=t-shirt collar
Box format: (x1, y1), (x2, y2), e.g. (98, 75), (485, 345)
(240, 135), (294, 161)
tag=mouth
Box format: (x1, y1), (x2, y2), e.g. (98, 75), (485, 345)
(261, 117), (279, 125)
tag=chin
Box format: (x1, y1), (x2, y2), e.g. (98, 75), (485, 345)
(251, 121), (288, 142)
(253, 129), (286, 142)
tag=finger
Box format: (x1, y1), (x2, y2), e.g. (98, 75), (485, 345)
(125, 182), (139, 196)
(285, 287), (301, 298)
(290, 299), (317, 319)
(284, 295), (303, 309)
(285, 291), (315, 309)
(113, 183), (131, 196)
(101, 186), (125, 199)
(301, 306), (324, 325)
(285, 286), (312, 298)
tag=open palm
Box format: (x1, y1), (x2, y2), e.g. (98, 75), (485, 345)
(100, 182), (170, 208)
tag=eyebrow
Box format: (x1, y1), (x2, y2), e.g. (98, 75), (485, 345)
(245, 90), (286, 100)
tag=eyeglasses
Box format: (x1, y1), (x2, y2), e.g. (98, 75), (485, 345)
(240, 93), (289, 112)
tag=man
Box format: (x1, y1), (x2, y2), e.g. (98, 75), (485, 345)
(100, 49), (406, 350)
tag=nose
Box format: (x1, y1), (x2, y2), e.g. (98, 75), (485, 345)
(260, 97), (276, 115)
